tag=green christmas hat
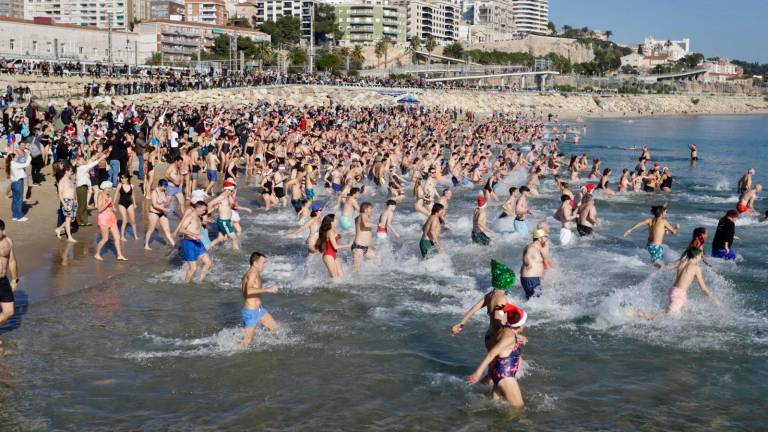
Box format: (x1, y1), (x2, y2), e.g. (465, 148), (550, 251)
(491, 259), (516, 291)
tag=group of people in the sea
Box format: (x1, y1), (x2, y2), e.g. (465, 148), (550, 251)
(1, 98), (765, 411)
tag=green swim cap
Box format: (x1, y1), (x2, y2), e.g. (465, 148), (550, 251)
(491, 259), (516, 291)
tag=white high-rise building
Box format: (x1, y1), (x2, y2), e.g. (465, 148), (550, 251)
(0, 0), (24, 17)
(401, 0), (458, 44)
(23, 0), (132, 30)
(510, 0), (547, 34)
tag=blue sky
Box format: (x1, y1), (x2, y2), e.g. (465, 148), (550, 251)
(550, 0), (767, 63)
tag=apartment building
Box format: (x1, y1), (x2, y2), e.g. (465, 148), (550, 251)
(510, 0), (547, 34)
(472, 0), (516, 42)
(23, 0), (132, 30)
(251, 0), (314, 41)
(0, 0), (24, 18)
(149, 0), (185, 19)
(402, 0), (458, 44)
(184, 0), (228, 25)
(334, 3), (406, 45)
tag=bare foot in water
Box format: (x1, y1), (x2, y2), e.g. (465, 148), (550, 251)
(94, 254), (103, 261)
(117, 256), (128, 261)
(67, 238), (77, 243)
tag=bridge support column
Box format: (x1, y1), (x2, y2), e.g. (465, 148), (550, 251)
(521, 76), (526, 89)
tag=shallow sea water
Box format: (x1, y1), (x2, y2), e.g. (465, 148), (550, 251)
(1, 115), (767, 431)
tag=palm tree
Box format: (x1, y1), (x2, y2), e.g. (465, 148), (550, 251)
(352, 45), (364, 64)
(338, 46), (350, 74)
(382, 36), (392, 68)
(424, 36), (436, 65)
(605, 30), (613, 40)
(409, 36), (422, 64)
(374, 42), (383, 67)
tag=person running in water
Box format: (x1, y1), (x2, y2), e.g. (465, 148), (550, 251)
(178, 201), (212, 283)
(634, 246), (721, 318)
(420, 204), (445, 258)
(554, 194), (577, 246)
(376, 200), (400, 240)
(520, 229), (552, 300)
(351, 202), (375, 271)
(736, 184), (762, 214)
(466, 303), (528, 412)
(472, 197), (494, 246)
(624, 205), (680, 268)
(513, 186), (532, 235)
(737, 168), (755, 194)
(240, 251), (279, 347)
(711, 210), (739, 260)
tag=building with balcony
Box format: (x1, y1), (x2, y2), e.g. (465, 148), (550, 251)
(703, 58), (744, 83)
(0, 16), (139, 63)
(251, 0), (313, 41)
(184, 0), (228, 25)
(334, 3), (406, 45)
(471, 0), (516, 42)
(401, 0), (458, 44)
(510, 0), (547, 35)
(137, 19), (269, 63)
(641, 36), (690, 62)
(0, 0), (24, 18)
(150, 0), (185, 19)
(23, 0), (132, 30)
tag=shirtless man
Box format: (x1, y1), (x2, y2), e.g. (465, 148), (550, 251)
(554, 194), (578, 246)
(55, 162), (78, 242)
(165, 156), (186, 214)
(241, 252), (279, 347)
(178, 201), (212, 283)
(338, 187), (360, 232)
(624, 205), (679, 268)
(736, 184), (762, 214)
(634, 246), (721, 318)
(376, 200), (400, 240)
(499, 187), (517, 219)
(351, 202), (375, 271)
(208, 181), (239, 250)
(514, 186), (532, 235)
(737, 168), (755, 194)
(472, 197), (494, 246)
(520, 229), (552, 300)
(420, 203), (445, 258)
(0, 220), (19, 340)
(285, 170), (307, 214)
(576, 193), (599, 237)
(204, 149), (220, 196)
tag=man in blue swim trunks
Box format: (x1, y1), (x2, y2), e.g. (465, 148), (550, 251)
(241, 252), (279, 348)
(520, 229), (553, 300)
(178, 202), (212, 283)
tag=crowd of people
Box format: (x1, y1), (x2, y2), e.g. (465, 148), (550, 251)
(1, 95), (765, 412)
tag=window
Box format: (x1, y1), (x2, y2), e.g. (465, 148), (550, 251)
(9, 39), (14, 51)
(32, 40), (38, 53)
(79, 46), (84, 54)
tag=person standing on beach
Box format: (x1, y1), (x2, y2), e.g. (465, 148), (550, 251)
(55, 162), (78, 242)
(165, 156), (186, 214)
(624, 205), (680, 268)
(240, 252), (279, 348)
(74, 150), (106, 226)
(0, 219), (19, 337)
(8, 147), (31, 222)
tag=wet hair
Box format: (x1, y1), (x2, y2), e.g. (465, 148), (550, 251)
(724, 209), (739, 219)
(360, 202), (373, 213)
(386, 199), (397, 206)
(508, 187), (517, 195)
(651, 205), (666, 218)
(431, 203), (444, 215)
(249, 251), (266, 265)
(349, 187), (360, 196)
(683, 246), (703, 260)
(0, 219), (4, 230)
(603, 168), (611, 175)
(316, 214), (336, 252)
(561, 194), (571, 202)
(519, 186), (530, 193)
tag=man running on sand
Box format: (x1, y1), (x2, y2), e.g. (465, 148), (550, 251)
(241, 252), (279, 348)
(520, 229), (553, 300)
(624, 205), (680, 268)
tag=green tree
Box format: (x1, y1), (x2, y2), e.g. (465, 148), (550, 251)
(409, 36), (423, 64)
(424, 36), (436, 64)
(443, 42), (464, 60)
(545, 52), (572, 73)
(315, 48), (341, 72)
(314, 3), (339, 45)
(678, 53), (704, 69)
(373, 42), (383, 66)
(228, 17), (252, 28)
(289, 46), (308, 71)
(547, 21), (556, 34)
(338, 46), (350, 73)
(375, 36), (392, 68)
(605, 30), (613, 39)
(259, 16), (301, 47)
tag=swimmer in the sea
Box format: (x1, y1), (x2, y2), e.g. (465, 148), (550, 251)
(240, 252), (279, 348)
(624, 204), (680, 268)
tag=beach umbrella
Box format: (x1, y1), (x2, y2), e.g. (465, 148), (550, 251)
(397, 95), (420, 104)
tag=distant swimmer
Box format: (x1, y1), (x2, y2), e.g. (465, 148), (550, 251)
(736, 184), (762, 214)
(466, 303), (528, 412)
(452, 260), (516, 350)
(240, 252), (279, 348)
(471, 197), (494, 246)
(520, 229), (552, 300)
(420, 203), (444, 258)
(633, 246), (721, 319)
(711, 210), (739, 261)
(0, 220), (19, 346)
(737, 168), (755, 194)
(624, 205), (680, 268)
(376, 199), (400, 240)
(689, 144), (698, 161)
